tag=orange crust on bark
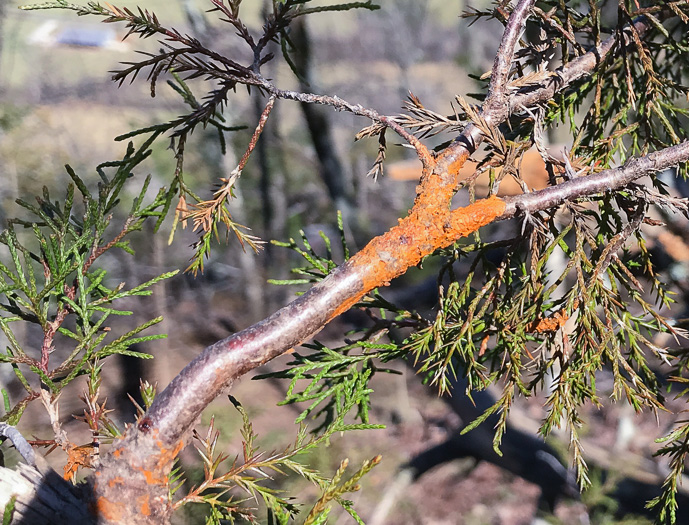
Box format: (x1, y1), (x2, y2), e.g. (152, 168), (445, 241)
(92, 496), (124, 522)
(138, 495), (152, 516)
(330, 148), (504, 321)
(525, 310), (569, 333)
(107, 476), (125, 487)
(134, 437), (185, 486)
(350, 196), (506, 296)
(91, 435), (184, 521)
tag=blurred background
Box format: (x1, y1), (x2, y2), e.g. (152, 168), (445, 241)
(1, 1), (689, 523)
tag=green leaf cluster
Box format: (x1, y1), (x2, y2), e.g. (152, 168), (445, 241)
(173, 396), (380, 524)
(0, 138), (176, 425)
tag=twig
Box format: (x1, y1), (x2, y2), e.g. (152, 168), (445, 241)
(83, 217), (135, 275)
(438, 9), (658, 178)
(532, 6), (583, 54)
(592, 200), (646, 281)
(236, 95), (276, 174)
(483, 0), (536, 124)
(263, 84), (431, 164)
(502, 141), (689, 217)
(40, 283), (76, 373)
(0, 423), (36, 466)
(188, 95), (276, 238)
(510, 13), (657, 114)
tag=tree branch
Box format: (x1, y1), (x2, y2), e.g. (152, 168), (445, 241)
(262, 84), (431, 163)
(501, 141), (689, 218)
(143, 0), (538, 447)
(88, 4), (688, 523)
(509, 11), (656, 113)
(483, 0), (535, 122)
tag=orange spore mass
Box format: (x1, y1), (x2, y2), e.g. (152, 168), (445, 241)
(351, 195), (506, 295)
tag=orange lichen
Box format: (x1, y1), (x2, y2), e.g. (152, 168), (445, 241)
(330, 151), (504, 324)
(92, 496), (124, 522)
(63, 443), (97, 481)
(138, 495), (151, 516)
(446, 150), (472, 179)
(524, 299), (579, 334)
(108, 476), (125, 487)
(448, 196), (506, 238)
(141, 468), (165, 485)
(133, 437), (185, 486)
(350, 196), (506, 295)
(525, 310), (569, 333)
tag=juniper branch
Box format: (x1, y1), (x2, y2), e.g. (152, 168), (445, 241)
(86, 4), (689, 523)
(139, 2), (689, 448)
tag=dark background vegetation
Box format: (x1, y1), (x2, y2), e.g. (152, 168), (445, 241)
(1, 1), (688, 523)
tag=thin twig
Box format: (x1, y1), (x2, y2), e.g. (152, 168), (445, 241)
(593, 200), (646, 280)
(502, 141), (689, 218)
(237, 95), (276, 174)
(483, 0), (536, 123)
(532, 6), (583, 54)
(40, 283), (76, 373)
(0, 423), (36, 466)
(263, 84), (431, 164)
(83, 217), (135, 275)
(510, 13), (657, 114)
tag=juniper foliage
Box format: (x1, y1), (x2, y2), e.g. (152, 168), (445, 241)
(5, 0), (689, 523)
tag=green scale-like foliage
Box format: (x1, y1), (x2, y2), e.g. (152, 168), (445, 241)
(0, 137), (177, 427)
(6, 0), (689, 523)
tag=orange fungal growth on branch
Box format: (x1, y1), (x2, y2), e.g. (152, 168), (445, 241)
(449, 196), (506, 239)
(525, 309), (569, 333)
(92, 496), (124, 522)
(350, 196), (506, 296)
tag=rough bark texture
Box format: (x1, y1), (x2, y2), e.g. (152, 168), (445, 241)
(88, 429), (183, 524)
(0, 458), (93, 525)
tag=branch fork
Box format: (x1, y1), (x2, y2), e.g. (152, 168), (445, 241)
(37, 1), (689, 522)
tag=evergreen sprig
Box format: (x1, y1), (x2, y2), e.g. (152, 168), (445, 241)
(269, 211), (350, 288)
(173, 396), (381, 523)
(0, 140), (176, 433)
(406, 191), (686, 489)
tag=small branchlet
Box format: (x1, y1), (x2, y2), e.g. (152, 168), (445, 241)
(172, 396), (380, 522)
(0, 140), (176, 477)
